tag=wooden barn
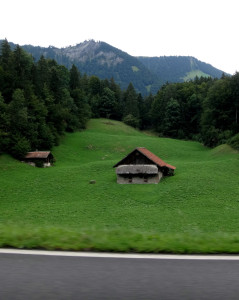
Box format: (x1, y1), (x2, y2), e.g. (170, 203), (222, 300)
(113, 147), (176, 184)
(24, 151), (54, 167)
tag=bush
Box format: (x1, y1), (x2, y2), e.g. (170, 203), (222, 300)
(122, 114), (140, 128)
(10, 135), (31, 159)
(35, 159), (44, 168)
(228, 133), (239, 150)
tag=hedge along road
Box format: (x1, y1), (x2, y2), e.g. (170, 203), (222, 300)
(1, 249), (239, 300)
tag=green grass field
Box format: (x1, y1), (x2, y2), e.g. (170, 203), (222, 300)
(1, 118), (239, 253)
(183, 70), (210, 81)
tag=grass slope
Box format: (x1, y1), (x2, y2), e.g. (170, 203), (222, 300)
(1, 119), (239, 253)
(183, 70), (210, 81)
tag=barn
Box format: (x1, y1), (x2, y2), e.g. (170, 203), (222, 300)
(24, 151), (54, 167)
(113, 147), (176, 184)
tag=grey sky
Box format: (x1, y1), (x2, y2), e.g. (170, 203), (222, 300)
(1, 0), (238, 74)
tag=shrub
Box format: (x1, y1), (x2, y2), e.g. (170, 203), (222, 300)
(122, 114), (140, 128)
(35, 159), (44, 168)
(11, 135), (31, 159)
(228, 133), (239, 150)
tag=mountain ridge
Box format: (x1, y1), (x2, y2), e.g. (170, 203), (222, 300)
(1, 39), (227, 95)
(137, 55), (225, 83)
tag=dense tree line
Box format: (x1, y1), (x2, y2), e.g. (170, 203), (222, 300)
(0, 40), (147, 158)
(150, 74), (239, 148)
(124, 73), (239, 149)
(11, 40), (161, 95)
(0, 40), (92, 158)
(1, 40), (239, 160)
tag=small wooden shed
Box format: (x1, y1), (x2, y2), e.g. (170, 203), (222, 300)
(113, 147), (176, 184)
(24, 151), (54, 167)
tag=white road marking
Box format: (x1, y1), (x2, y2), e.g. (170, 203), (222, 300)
(0, 248), (239, 260)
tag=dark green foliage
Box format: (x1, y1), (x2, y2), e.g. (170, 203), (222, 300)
(98, 87), (117, 118)
(0, 40), (130, 159)
(163, 98), (181, 137)
(150, 74), (239, 148)
(1, 39), (238, 157)
(201, 75), (239, 147)
(89, 75), (102, 95)
(138, 56), (225, 84)
(0, 92), (10, 153)
(69, 64), (81, 90)
(123, 114), (140, 128)
(17, 40), (160, 95)
(34, 159), (44, 168)
(228, 133), (239, 150)
(123, 83), (139, 119)
(0, 40), (93, 158)
(1, 39), (226, 96)
(10, 134), (31, 159)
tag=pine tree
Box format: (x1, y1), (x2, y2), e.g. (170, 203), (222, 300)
(69, 64), (81, 90)
(123, 83), (139, 118)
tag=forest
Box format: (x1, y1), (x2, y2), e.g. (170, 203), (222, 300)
(0, 39), (239, 159)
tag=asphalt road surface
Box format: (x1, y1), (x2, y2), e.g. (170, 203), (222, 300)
(1, 250), (239, 300)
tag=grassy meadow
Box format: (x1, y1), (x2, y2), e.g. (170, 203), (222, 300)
(1, 118), (239, 253)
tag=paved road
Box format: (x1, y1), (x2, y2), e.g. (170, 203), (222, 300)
(1, 250), (239, 300)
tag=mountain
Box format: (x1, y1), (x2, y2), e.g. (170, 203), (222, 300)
(137, 56), (225, 83)
(21, 40), (163, 95)
(1, 39), (226, 95)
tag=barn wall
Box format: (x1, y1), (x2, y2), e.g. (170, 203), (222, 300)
(43, 162), (51, 167)
(117, 172), (163, 184)
(25, 161), (52, 167)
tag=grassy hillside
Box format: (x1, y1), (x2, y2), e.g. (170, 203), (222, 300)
(183, 70), (210, 81)
(1, 119), (239, 253)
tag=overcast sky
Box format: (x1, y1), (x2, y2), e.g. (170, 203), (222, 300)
(1, 0), (238, 74)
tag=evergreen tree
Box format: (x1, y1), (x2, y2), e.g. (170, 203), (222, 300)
(69, 64), (81, 90)
(34, 55), (50, 98)
(163, 98), (181, 137)
(0, 92), (9, 153)
(230, 72), (239, 131)
(89, 75), (101, 96)
(123, 82), (139, 119)
(12, 45), (33, 90)
(98, 87), (117, 118)
(0, 39), (14, 102)
(139, 93), (154, 129)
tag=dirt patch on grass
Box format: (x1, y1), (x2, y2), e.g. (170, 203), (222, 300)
(102, 121), (115, 126)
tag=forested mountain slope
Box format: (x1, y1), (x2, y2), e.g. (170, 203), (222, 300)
(21, 40), (162, 95)
(2, 39), (226, 95)
(138, 56), (225, 83)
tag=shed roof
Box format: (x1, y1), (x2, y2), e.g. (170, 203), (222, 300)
(137, 147), (176, 170)
(116, 164), (158, 175)
(113, 147), (176, 170)
(24, 151), (52, 159)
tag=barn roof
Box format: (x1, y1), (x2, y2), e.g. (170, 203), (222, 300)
(116, 164), (158, 175)
(137, 147), (176, 170)
(24, 151), (52, 159)
(113, 147), (176, 170)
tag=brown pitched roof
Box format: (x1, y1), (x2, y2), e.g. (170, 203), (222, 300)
(137, 147), (176, 170)
(24, 151), (52, 159)
(113, 147), (176, 170)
